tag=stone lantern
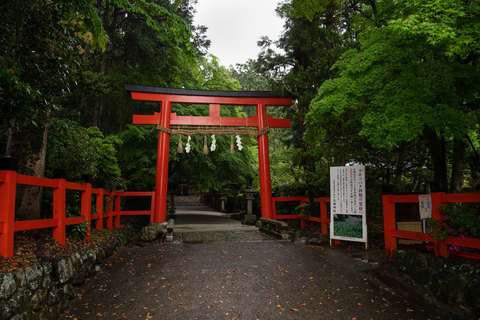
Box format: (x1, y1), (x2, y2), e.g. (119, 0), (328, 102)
(219, 193), (227, 213)
(243, 187), (257, 225)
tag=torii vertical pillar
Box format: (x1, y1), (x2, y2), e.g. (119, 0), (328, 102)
(256, 103), (273, 219)
(153, 100), (172, 223)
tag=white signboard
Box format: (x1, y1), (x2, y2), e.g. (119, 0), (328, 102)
(330, 166), (367, 243)
(418, 195), (432, 219)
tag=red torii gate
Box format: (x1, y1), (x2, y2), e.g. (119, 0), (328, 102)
(125, 85), (293, 223)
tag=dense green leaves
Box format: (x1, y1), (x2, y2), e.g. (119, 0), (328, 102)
(47, 119), (123, 189)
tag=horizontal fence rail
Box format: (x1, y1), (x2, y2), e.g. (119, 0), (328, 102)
(0, 169), (154, 258)
(272, 196), (331, 235)
(383, 192), (480, 259)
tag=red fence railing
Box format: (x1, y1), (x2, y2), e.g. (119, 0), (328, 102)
(383, 192), (480, 259)
(272, 196), (331, 235)
(0, 169), (154, 257)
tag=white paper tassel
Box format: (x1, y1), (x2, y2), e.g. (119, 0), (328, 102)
(236, 135), (243, 151)
(210, 134), (216, 151)
(185, 136), (191, 153)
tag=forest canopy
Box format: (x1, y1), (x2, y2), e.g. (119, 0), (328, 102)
(1, 0), (479, 220)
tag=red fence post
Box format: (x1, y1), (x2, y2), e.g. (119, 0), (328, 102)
(300, 198), (307, 230)
(95, 189), (104, 230)
(431, 192), (449, 258)
(320, 198), (329, 235)
(383, 194), (397, 258)
(106, 193), (113, 229)
(81, 180), (92, 242)
(271, 197), (277, 220)
(150, 191), (155, 223)
(0, 170), (17, 257)
(114, 194), (121, 228)
(53, 178), (66, 246)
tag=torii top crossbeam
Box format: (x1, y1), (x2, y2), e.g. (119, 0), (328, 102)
(125, 84), (293, 222)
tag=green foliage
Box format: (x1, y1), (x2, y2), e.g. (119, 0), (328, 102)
(114, 125), (158, 191)
(47, 118), (123, 189)
(69, 220), (91, 240)
(296, 203), (311, 218)
(427, 203), (480, 240)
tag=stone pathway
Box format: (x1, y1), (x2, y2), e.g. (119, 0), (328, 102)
(60, 240), (454, 320)
(180, 230), (277, 244)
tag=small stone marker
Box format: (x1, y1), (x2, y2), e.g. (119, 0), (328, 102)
(165, 219), (174, 242)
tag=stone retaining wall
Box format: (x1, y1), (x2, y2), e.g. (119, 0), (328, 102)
(0, 226), (137, 320)
(391, 249), (480, 316)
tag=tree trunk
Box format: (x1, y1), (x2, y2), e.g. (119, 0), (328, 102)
(92, 42), (110, 128)
(450, 138), (466, 193)
(8, 113), (50, 220)
(423, 126), (448, 192)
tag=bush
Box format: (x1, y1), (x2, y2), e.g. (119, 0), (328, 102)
(427, 202), (480, 240)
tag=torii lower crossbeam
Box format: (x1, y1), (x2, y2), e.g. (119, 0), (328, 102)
(126, 85), (293, 223)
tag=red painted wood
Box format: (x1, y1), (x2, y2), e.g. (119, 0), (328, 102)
(274, 215), (300, 220)
(106, 196), (114, 229)
(66, 217), (85, 226)
(134, 113), (291, 128)
(257, 103), (273, 219)
(65, 181), (86, 191)
(119, 210), (152, 216)
(445, 236), (480, 248)
(153, 100), (172, 223)
(130, 92), (292, 106)
(392, 229), (435, 242)
(14, 219), (59, 231)
(272, 196), (304, 202)
(383, 195), (397, 258)
(150, 192), (155, 223)
(114, 195), (121, 228)
(95, 190), (104, 230)
(0, 170), (17, 257)
(53, 178), (66, 246)
(319, 198), (330, 235)
(443, 193), (480, 203)
(389, 194), (420, 203)
(116, 191), (155, 196)
(81, 182), (92, 242)
(431, 192), (449, 258)
(16, 174), (58, 188)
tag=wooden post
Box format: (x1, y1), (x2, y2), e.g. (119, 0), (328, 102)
(300, 198), (307, 230)
(256, 103), (273, 219)
(320, 198), (329, 235)
(53, 177), (66, 246)
(150, 191), (155, 223)
(81, 179), (92, 242)
(106, 193), (113, 229)
(383, 194), (397, 258)
(154, 100), (172, 223)
(0, 170), (17, 257)
(431, 192), (449, 258)
(114, 194), (121, 228)
(96, 189), (104, 230)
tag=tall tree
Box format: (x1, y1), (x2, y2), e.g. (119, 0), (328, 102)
(0, 0), (96, 219)
(257, 0), (355, 204)
(307, 0), (480, 193)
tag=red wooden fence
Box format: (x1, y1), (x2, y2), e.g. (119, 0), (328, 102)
(0, 169), (154, 258)
(383, 192), (480, 259)
(271, 196), (331, 235)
